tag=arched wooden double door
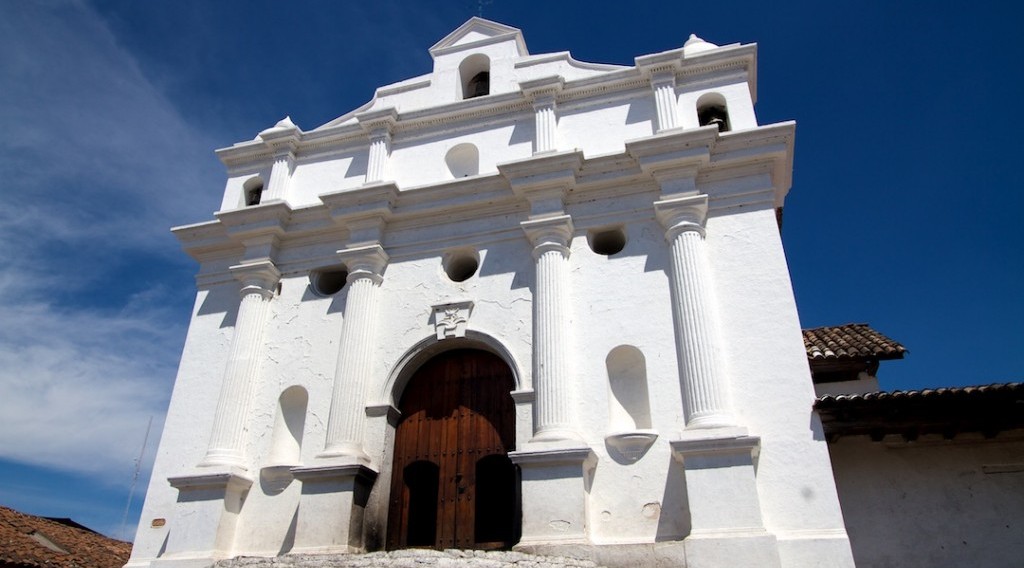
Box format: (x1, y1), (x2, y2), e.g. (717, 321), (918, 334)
(387, 348), (518, 550)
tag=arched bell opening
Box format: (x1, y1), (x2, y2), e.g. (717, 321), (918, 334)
(385, 345), (520, 551)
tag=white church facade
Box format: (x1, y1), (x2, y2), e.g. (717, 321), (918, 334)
(128, 18), (858, 568)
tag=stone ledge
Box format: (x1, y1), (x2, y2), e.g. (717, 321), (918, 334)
(213, 550), (604, 568)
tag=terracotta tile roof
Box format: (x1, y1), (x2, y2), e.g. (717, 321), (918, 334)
(815, 382), (1024, 441)
(803, 323), (907, 362)
(0, 506), (131, 568)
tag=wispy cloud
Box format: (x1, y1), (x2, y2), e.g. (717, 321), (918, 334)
(0, 1), (224, 484)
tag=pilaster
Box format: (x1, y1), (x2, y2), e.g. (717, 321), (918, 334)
(636, 53), (683, 133)
(257, 117), (301, 201)
(357, 108), (399, 184)
(521, 76), (564, 154)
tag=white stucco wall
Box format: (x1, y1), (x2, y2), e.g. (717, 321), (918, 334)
(830, 433), (1024, 568)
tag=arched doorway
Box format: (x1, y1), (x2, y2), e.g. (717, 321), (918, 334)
(386, 348), (518, 550)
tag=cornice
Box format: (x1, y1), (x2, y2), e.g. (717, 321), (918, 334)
(179, 123), (794, 277)
(677, 43), (757, 102)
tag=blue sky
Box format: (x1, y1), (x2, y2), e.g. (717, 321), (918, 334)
(1, 0), (1021, 542)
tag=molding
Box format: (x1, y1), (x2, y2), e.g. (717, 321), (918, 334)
(211, 42), (757, 169)
(290, 463), (378, 483)
(320, 181), (398, 225)
(509, 446), (593, 467)
(428, 17), (528, 58)
(510, 389), (536, 403)
(167, 468), (253, 492)
(180, 123), (796, 280)
(499, 150), (584, 197)
(364, 403), (401, 426)
(670, 430), (761, 459)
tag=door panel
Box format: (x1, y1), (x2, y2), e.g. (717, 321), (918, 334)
(387, 349), (517, 550)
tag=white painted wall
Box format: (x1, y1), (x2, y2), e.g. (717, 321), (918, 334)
(830, 434), (1024, 568)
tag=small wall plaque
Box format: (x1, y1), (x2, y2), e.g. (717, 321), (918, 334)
(432, 300), (474, 340)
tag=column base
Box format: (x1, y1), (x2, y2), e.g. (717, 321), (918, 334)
(316, 441), (372, 465)
(290, 463), (378, 554)
(684, 530), (781, 568)
(509, 445), (594, 545)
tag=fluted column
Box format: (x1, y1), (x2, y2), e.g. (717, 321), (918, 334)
(357, 108), (398, 184)
(655, 195), (733, 429)
(201, 261), (281, 468)
(522, 215), (580, 442)
(520, 77), (564, 156)
(533, 94), (558, 154)
(265, 149), (295, 201)
(321, 244), (389, 462)
(651, 69), (679, 132)
(365, 129), (391, 183)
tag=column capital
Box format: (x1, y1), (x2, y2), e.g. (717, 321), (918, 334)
(655, 194), (709, 239)
(635, 49), (683, 79)
(499, 150), (583, 216)
(520, 75), (564, 104)
(337, 243), (389, 284)
(229, 260), (281, 299)
(356, 107), (399, 136)
(626, 128), (715, 194)
(522, 215), (574, 257)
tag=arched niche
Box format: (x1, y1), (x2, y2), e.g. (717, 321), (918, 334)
(696, 92), (731, 132)
(242, 176), (264, 207)
(445, 143), (480, 178)
(266, 385), (308, 468)
(605, 345), (657, 463)
(459, 53), (490, 99)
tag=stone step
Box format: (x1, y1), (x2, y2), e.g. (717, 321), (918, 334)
(213, 550), (605, 568)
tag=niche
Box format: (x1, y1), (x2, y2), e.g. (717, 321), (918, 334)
(445, 143), (479, 178)
(696, 92), (730, 132)
(459, 54), (490, 99)
(605, 345), (657, 462)
(266, 386), (308, 469)
(442, 249), (480, 282)
(242, 176), (264, 206)
(587, 226), (627, 256)
(310, 267), (348, 296)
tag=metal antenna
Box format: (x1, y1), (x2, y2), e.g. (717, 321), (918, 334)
(120, 416), (153, 541)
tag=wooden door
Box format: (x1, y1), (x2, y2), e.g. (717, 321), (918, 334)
(387, 349), (517, 550)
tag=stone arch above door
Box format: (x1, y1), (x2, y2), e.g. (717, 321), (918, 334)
(380, 332), (526, 408)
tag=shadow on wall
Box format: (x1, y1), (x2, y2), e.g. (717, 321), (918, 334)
(656, 457), (691, 541)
